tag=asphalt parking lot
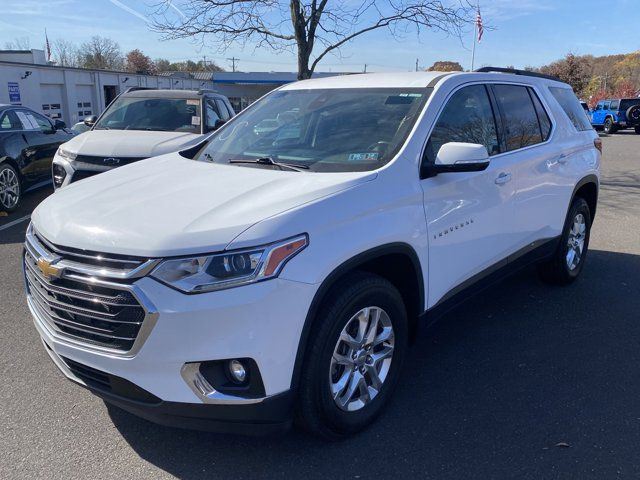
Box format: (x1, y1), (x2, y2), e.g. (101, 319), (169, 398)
(1, 133), (639, 479)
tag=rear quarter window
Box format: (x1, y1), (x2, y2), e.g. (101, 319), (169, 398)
(548, 87), (593, 131)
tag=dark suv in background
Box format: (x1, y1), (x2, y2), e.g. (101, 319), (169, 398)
(590, 98), (640, 134)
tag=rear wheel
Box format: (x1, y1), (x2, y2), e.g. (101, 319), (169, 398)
(603, 118), (617, 134)
(538, 197), (591, 285)
(0, 163), (21, 213)
(634, 126), (640, 134)
(296, 272), (408, 440)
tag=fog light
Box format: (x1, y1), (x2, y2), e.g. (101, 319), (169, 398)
(52, 164), (66, 188)
(228, 359), (247, 384)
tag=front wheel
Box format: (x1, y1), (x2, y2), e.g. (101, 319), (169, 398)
(0, 163), (21, 213)
(538, 197), (591, 285)
(296, 272), (408, 440)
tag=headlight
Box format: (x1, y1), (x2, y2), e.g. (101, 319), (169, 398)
(150, 234), (308, 293)
(57, 148), (77, 161)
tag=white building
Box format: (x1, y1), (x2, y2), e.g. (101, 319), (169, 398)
(0, 49), (214, 127)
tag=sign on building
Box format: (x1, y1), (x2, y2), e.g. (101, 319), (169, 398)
(8, 82), (21, 104)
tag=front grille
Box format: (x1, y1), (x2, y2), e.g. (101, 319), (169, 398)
(70, 170), (101, 183)
(74, 154), (146, 166)
(24, 229), (155, 353)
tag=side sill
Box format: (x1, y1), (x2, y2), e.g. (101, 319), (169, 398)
(421, 236), (559, 326)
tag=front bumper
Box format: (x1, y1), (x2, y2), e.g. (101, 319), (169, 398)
(41, 337), (293, 435)
(29, 275), (317, 434)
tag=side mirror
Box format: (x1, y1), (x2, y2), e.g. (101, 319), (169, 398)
(432, 142), (490, 174)
(84, 115), (97, 127)
(54, 119), (66, 130)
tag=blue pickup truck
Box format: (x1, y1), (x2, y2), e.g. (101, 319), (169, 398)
(590, 98), (640, 134)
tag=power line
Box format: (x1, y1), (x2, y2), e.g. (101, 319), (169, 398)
(226, 56), (239, 72)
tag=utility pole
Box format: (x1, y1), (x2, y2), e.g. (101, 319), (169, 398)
(415, 59), (419, 72)
(363, 64), (367, 73)
(227, 57), (239, 73)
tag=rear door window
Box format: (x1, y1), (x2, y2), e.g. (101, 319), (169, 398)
(548, 87), (593, 131)
(492, 84), (543, 151)
(528, 88), (552, 141)
(609, 100), (620, 110)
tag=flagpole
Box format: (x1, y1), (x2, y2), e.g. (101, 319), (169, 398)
(471, 21), (477, 71)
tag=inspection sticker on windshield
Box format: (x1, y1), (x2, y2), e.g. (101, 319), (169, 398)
(191, 116), (201, 126)
(186, 99), (200, 106)
(348, 152), (379, 161)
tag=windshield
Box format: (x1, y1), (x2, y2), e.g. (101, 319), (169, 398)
(94, 97), (201, 133)
(197, 88), (431, 172)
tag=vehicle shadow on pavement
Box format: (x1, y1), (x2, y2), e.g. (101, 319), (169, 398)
(107, 249), (640, 479)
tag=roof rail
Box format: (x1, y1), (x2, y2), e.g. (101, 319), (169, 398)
(474, 67), (561, 83)
(124, 86), (157, 93)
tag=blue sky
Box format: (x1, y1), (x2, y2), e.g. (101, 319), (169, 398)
(1, 0), (638, 73)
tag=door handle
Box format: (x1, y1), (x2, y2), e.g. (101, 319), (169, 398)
(495, 172), (512, 185)
(557, 154), (568, 164)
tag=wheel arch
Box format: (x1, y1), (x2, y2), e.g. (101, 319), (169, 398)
(571, 174), (599, 220)
(289, 243), (425, 390)
(0, 156), (21, 176)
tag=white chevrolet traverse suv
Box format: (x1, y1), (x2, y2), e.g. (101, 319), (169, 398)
(51, 88), (235, 188)
(24, 68), (600, 439)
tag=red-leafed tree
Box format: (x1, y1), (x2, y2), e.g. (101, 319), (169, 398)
(588, 89), (609, 109)
(126, 49), (156, 75)
(613, 79), (638, 98)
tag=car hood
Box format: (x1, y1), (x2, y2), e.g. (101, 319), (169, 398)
(32, 154), (376, 257)
(62, 130), (203, 158)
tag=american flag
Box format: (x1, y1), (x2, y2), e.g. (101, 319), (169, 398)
(476, 9), (484, 43)
(45, 30), (51, 61)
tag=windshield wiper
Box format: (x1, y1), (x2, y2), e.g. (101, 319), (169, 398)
(229, 157), (309, 172)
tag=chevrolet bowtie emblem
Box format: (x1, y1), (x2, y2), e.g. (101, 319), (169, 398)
(37, 258), (62, 281)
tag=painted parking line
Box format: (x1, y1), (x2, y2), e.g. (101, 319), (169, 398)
(0, 214), (31, 232)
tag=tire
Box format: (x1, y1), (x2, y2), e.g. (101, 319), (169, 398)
(296, 272), (408, 440)
(626, 105), (640, 125)
(538, 197), (591, 285)
(0, 163), (21, 213)
(634, 126), (640, 134)
(603, 118), (617, 134)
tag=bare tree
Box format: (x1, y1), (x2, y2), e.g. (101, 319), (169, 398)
(77, 36), (125, 71)
(4, 37), (31, 50)
(152, 1), (472, 79)
(52, 39), (79, 67)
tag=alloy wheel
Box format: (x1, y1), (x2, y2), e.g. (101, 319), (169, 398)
(0, 167), (19, 210)
(329, 306), (395, 412)
(566, 213), (586, 271)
